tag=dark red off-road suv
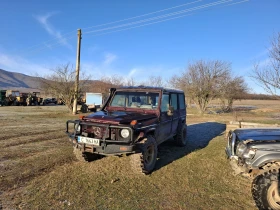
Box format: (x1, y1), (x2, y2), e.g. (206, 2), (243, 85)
(66, 86), (187, 174)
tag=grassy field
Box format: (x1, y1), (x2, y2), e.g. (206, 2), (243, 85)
(187, 99), (280, 125)
(0, 100), (279, 209)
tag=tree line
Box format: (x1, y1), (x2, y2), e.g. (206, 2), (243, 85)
(39, 32), (280, 114)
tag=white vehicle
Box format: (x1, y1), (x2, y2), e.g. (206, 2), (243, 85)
(81, 93), (102, 112)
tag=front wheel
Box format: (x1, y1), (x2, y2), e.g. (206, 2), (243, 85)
(252, 168), (280, 210)
(130, 136), (158, 174)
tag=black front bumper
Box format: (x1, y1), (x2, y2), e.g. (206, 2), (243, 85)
(66, 120), (136, 155)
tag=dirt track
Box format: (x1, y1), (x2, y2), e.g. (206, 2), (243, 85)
(0, 106), (256, 210)
(0, 106), (74, 193)
(1, 108), (226, 192)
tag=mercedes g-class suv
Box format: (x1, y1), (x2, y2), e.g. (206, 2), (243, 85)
(66, 86), (187, 174)
(226, 128), (280, 210)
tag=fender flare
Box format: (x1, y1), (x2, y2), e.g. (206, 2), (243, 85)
(252, 153), (280, 168)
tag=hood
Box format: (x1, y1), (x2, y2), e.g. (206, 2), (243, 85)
(83, 110), (157, 125)
(234, 128), (280, 141)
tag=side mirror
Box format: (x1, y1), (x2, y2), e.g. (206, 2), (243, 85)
(167, 106), (174, 116)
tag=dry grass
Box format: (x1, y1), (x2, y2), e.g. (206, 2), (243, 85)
(0, 100), (278, 209)
(3, 135), (256, 210)
(187, 99), (280, 125)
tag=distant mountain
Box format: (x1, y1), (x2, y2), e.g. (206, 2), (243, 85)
(0, 69), (41, 91)
(0, 68), (117, 95)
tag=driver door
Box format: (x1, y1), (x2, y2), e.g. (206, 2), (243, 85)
(157, 93), (172, 144)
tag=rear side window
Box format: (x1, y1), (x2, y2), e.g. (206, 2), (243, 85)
(179, 94), (185, 109)
(161, 94), (169, 112)
(171, 94), (178, 110)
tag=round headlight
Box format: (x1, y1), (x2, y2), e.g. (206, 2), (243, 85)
(75, 124), (81, 133)
(236, 142), (247, 156)
(243, 148), (256, 159)
(120, 129), (130, 138)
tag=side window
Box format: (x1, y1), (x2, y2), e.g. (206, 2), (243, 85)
(171, 94), (178, 110)
(160, 94), (169, 112)
(179, 94), (185, 109)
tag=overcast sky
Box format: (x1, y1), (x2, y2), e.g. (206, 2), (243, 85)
(0, 0), (279, 93)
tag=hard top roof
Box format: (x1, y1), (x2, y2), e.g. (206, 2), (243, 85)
(115, 86), (184, 93)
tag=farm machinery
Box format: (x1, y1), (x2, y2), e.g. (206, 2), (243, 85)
(5, 90), (27, 106)
(26, 92), (43, 106)
(6, 90), (30, 106)
(0, 90), (7, 106)
(0, 90), (44, 106)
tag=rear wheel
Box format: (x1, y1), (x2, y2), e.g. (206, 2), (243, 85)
(175, 123), (187, 147)
(73, 147), (101, 162)
(13, 101), (19, 106)
(130, 136), (158, 174)
(252, 166), (280, 210)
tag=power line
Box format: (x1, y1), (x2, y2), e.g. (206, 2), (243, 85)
(226, 0), (249, 6)
(83, 0), (249, 37)
(83, 0), (233, 35)
(82, 0), (202, 30)
(85, 13), (195, 37)
(21, 0), (249, 56)
(22, 0), (219, 54)
(22, 1), (202, 54)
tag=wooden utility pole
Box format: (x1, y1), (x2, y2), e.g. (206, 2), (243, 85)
(72, 29), (82, 115)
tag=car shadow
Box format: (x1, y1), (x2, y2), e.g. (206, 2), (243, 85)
(154, 122), (226, 172)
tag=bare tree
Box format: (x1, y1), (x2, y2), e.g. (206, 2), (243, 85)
(169, 60), (231, 114)
(220, 75), (248, 112)
(99, 74), (124, 87)
(144, 76), (165, 87)
(85, 75), (119, 100)
(39, 63), (90, 113)
(86, 75), (135, 100)
(251, 32), (280, 96)
(126, 77), (137, 86)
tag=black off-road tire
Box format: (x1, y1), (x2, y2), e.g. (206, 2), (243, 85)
(130, 136), (158, 175)
(175, 123), (187, 147)
(73, 147), (100, 162)
(13, 101), (19, 106)
(252, 167), (280, 210)
(81, 104), (88, 113)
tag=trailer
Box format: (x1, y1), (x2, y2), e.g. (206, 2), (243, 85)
(81, 93), (102, 113)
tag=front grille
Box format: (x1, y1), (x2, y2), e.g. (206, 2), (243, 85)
(80, 123), (132, 142)
(82, 125), (127, 141)
(83, 126), (110, 139)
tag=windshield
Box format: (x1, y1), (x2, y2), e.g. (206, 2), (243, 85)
(13, 91), (20, 97)
(110, 91), (159, 110)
